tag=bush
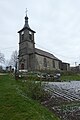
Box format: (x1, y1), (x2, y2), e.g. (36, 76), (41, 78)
(21, 80), (50, 102)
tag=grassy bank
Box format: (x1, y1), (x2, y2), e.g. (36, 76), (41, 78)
(0, 74), (60, 120)
(61, 74), (80, 81)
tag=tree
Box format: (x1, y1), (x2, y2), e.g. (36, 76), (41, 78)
(0, 52), (5, 63)
(9, 50), (18, 68)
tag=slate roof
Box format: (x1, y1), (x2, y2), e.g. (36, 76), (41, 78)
(35, 48), (60, 61)
(18, 27), (36, 33)
(18, 15), (35, 33)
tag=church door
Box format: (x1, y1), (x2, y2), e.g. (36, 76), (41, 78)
(21, 63), (24, 70)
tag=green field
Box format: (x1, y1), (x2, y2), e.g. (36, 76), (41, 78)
(0, 74), (60, 120)
(61, 74), (80, 81)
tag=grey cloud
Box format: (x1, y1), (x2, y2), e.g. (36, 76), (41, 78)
(0, 0), (80, 65)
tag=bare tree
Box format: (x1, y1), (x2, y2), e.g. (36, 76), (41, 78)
(9, 50), (18, 67)
(0, 52), (5, 63)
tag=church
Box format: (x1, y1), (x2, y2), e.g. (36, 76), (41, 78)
(18, 12), (63, 72)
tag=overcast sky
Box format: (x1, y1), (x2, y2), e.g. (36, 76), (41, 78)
(0, 0), (80, 66)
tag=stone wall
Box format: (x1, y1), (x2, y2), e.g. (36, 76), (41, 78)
(35, 54), (60, 71)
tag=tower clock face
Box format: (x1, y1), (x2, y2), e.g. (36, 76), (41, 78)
(21, 31), (24, 35)
(29, 31), (32, 35)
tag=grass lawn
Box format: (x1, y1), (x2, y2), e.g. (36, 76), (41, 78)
(0, 74), (60, 120)
(61, 74), (80, 81)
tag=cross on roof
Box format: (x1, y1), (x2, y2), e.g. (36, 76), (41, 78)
(25, 8), (28, 16)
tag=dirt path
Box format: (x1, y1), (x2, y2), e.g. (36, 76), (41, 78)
(0, 73), (7, 75)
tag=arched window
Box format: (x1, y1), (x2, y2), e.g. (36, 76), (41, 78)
(21, 31), (24, 41)
(21, 63), (24, 69)
(53, 60), (55, 68)
(29, 31), (32, 40)
(44, 58), (47, 67)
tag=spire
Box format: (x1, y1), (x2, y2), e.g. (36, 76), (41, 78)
(24, 8), (30, 28)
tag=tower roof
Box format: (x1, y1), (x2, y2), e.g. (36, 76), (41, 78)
(18, 9), (35, 33)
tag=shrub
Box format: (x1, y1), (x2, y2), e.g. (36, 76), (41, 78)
(21, 80), (50, 102)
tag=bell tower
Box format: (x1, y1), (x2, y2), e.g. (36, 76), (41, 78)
(18, 9), (36, 71)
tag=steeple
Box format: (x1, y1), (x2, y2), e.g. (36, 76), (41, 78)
(24, 8), (30, 28)
(18, 9), (35, 33)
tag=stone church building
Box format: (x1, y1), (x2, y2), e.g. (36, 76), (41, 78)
(18, 12), (62, 71)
